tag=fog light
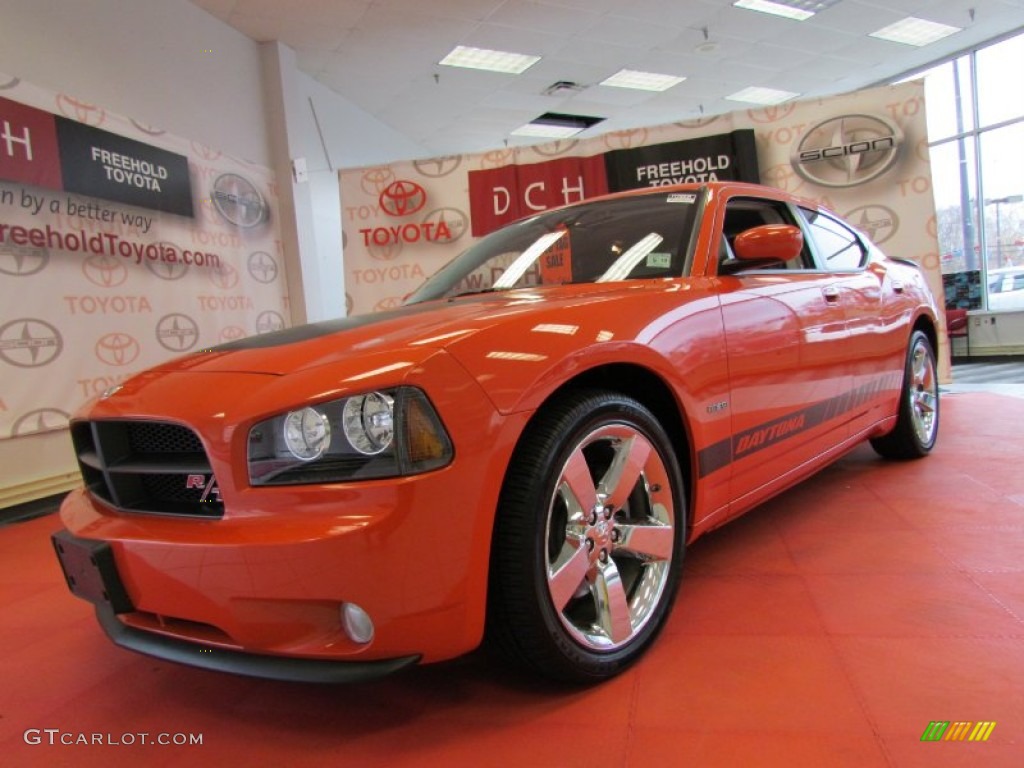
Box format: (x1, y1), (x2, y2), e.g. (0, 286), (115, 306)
(341, 602), (374, 644)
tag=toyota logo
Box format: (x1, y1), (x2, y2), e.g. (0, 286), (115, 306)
(247, 251), (279, 283)
(219, 325), (246, 343)
(747, 104), (797, 124)
(0, 244), (49, 277)
(211, 173), (268, 228)
(156, 313), (200, 352)
(604, 129), (648, 150)
(82, 253), (128, 288)
(95, 332), (140, 367)
(130, 119), (166, 137)
(361, 167), (395, 196)
(379, 181), (427, 217)
(0, 77), (19, 90)
(791, 114), (903, 188)
(146, 244), (190, 280)
(56, 95), (105, 126)
(208, 260), (240, 290)
(844, 204), (900, 245)
(532, 140), (578, 158)
(0, 319), (64, 367)
(368, 238), (404, 262)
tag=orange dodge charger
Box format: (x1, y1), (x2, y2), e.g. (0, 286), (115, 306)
(53, 182), (941, 683)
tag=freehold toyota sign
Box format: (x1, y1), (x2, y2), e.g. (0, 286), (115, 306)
(0, 95), (193, 217)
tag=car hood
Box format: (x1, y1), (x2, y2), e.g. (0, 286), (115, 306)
(149, 285), (640, 376)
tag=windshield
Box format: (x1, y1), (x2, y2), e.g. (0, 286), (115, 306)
(405, 188), (704, 304)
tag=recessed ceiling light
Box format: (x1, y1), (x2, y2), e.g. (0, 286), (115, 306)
(600, 69), (686, 92)
(511, 112), (606, 139)
(439, 45), (541, 74)
(733, 0), (813, 21)
(869, 17), (962, 47)
(725, 86), (800, 105)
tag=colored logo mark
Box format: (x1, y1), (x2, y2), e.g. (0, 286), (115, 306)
(921, 721), (996, 742)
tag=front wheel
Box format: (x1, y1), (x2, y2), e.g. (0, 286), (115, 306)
(487, 390), (686, 683)
(870, 330), (939, 459)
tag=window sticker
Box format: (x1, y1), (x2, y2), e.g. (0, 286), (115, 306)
(646, 252), (672, 269)
(666, 193), (696, 204)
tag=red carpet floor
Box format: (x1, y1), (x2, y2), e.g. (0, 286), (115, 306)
(1, 391), (1022, 767)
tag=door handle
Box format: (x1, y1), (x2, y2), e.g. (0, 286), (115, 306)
(892, 279), (905, 293)
(822, 285), (840, 301)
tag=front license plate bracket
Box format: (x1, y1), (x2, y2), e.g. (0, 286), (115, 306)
(52, 530), (134, 614)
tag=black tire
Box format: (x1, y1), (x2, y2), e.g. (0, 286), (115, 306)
(486, 389), (686, 683)
(870, 330), (939, 459)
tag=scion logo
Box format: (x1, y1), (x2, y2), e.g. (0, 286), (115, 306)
(0, 319), (63, 367)
(219, 325), (246, 343)
(361, 167), (396, 196)
(95, 332), (140, 367)
(11, 408), (70, 437)
(532, 140), (579, 158)
(255, 310), (286, 334)
(379, 181), (427, 217)
(146, 244), (190, 280)
(845, 204), (900, 245)
(82, 253), (128, 288)
(56, 94), (105, 126)
(247, 251), (279, 283)
(413, 155), (462, 178)
(747, 104), (797, 124)
(421, 207), (468, 244)
(211, 173), (268, 228)
(0, 244), (49, 277)
(791, 114), (904, 188)
(208, 260), (240, 290)
(156, 313), (200, 352)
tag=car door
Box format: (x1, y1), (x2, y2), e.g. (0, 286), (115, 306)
(797, 206), (907, 438)
(712, 194), (853, 518)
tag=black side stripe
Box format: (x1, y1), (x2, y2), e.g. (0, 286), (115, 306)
(697, 371), (902, 478)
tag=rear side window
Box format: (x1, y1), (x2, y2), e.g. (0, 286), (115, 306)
(800, 207), (868, 271)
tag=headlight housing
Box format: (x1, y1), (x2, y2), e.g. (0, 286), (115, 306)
(247, 387), (453, 485)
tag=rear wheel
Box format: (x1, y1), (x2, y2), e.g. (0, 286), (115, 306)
(870, 330), (939, 459)
(487, 390), (685, 683)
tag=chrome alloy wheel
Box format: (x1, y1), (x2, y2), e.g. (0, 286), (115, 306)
(544, 424), (676, 652)
(909, 336), (938, 446)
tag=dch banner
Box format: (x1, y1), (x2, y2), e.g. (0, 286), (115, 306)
(0, 74), (289, 440)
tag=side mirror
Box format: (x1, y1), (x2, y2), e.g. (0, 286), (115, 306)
(733, 224), (803, 264)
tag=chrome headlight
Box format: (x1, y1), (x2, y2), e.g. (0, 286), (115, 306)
(247, 387), (452, 486)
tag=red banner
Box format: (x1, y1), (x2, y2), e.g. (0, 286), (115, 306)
(0, 96), (63, 191)
(468, 155), (608, 236)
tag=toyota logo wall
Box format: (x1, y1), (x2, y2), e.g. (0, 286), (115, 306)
(339, 79), (946, 376)
(0, 74), (288, 440)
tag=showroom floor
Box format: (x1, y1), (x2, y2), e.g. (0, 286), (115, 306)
(2, 387), (1023, 767)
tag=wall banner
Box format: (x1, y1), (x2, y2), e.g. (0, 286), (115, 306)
(340, 81), (948, 378)
(604, 129), (760, 191)
(0, 76), (288, 441)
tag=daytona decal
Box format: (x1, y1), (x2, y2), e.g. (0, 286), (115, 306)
(698, 372), (902, 478)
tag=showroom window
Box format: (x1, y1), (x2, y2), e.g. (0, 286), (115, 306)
(905, 29), (1024, 311)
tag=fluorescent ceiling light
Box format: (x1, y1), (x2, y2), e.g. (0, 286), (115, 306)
(725, 86), (800, 105)
(439, 45), (540, 74)
(869, 17), (961, 47)
(733, 0), (812, 21)
(600, 69), (686, 92)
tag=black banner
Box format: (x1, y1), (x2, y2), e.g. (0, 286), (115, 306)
(55, 117), (194, 218)
(604, 129), (759, 192)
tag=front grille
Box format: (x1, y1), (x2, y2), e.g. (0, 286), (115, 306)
(72, 420), (224, 518)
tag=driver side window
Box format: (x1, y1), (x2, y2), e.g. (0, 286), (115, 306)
(718, 198), (813, 273)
